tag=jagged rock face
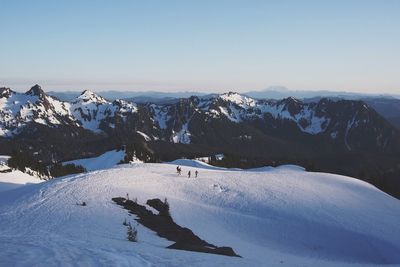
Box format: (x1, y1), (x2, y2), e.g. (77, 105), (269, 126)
(1, 86), (399, 155)
(0, 88), (13, 98)
(25, 84), (47, 100)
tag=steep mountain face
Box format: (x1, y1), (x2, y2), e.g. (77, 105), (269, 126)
(362, 98), (400, 130)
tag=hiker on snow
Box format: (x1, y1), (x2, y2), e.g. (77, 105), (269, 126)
(195, 170), (198, 178)
(188, 171), (191, 178)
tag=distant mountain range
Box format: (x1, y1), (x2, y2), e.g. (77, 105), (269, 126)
(1, 85), (400, 198)
(47, 86), (400, 102)
(47, 90), (209, 102)
(245, 86), (400, 100)
(2, 85), (398, 149)
(47, 87), (400, 130)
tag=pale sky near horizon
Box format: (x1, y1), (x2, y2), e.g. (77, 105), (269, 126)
(1, 0), (399, 94)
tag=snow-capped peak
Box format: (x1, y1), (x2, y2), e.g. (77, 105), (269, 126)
(218, 92), (257, 108)
(77, 90), (107, 103)
(0, 87), (14, 98)
(25, 84), (46, 99)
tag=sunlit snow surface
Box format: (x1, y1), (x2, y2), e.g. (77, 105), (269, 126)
(0, 90), (70, 136)
(0, 155), (43, 192)
(63, 149), (127, 172)
(0, 89), (138, 136)
(0, 160), (399, 266)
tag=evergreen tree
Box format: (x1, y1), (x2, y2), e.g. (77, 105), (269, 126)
(49, 163), (86, 177)
(163, 197), (171, 217)
(127, 222), (138, 242)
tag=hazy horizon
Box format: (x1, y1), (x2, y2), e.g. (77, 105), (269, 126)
(1, 0), (400, 94)
(3, 84), (399, 98)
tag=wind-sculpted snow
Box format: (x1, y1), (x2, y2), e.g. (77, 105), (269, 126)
(0, 161), (399, 266)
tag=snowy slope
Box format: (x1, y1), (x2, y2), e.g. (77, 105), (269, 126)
(63, 149), (126, 171)
(0, 156), (43, 192)
(0, 161), (399, 267)
(0, 170), (43, 192)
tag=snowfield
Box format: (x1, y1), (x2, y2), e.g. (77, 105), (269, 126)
(0, 170), (42, 192)
(63, 149), (127, 172)
(0, 155), (43, 192)
(0, 160), (399, 267)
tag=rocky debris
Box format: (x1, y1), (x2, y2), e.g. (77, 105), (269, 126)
(112, 197), (240, 257)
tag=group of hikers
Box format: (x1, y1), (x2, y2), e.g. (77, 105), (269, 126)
(176, 166), (198, 178)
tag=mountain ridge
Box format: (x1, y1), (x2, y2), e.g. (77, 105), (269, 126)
(1, 85), (400, 198)
(1, 85), (399, 155)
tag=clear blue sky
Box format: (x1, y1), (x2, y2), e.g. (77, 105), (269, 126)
(1, 0), (399, 93)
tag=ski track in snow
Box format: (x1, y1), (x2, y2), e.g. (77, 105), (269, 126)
(0, 161), (400, 267)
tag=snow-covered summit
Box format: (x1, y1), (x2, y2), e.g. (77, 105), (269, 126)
(69, 91), (138, 132)
(76, 90), (108, 104)
(0, 85), (74, 136)
(218, 92), (257, 108)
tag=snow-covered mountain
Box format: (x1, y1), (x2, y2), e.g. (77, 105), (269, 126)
(1, 86), (398, 153)
(139, 92), (399, 154)
(0, 85), (75, 136)
(0, 85), (137, 136)
(69, 89), (138, 132)
(1, 85), (400, 199)
(0, 160), (399, 266)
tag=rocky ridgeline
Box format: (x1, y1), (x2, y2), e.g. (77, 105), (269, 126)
(1, 85), (398, 154)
